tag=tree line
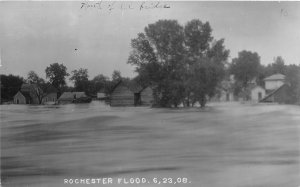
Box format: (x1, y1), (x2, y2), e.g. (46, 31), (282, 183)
(0, 62), (126, 104)
(1, 19), (299, 106)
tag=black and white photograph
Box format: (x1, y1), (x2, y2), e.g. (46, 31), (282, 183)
(1, 1), (300, 186)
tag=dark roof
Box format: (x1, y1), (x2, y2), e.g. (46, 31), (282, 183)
(58, 92), (87, 100)
(21, 83), (57, 94)
(264, 74), (285, 81)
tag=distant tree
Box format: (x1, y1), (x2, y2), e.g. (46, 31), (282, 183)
(60, 85), (74, 92)
(0, 74), (24, 102)
(27, 71), (45, 85)
(45, 63), (69, 94)
(285, 64), (300, 103)
(70, 68), (89, 93)
(229, 50), (261, 91)
(111, 70), (122, 83)
(26, 71), (52, 104)
(89, 74), (110, 95)
(263, 56), (287, 76)
(105, 70), (131, 96)
(272, 56), (286, 74)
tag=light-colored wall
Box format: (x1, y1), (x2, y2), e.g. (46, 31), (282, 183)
(265, 80), (284, 90)
(251, 87), (266, 102)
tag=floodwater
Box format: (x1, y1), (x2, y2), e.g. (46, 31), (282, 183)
(1, 101), (300, 187)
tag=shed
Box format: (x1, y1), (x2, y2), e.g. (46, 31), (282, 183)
(250, 85), (266, 102)
(14, 84), (40, 104)
(110, 81), (153, 107)
(43, 85), (58, 104)
(58, 92), (88, 104)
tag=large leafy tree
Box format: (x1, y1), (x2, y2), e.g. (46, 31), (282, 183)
(27, 71), (45, 85)
(184, 20), (229, 107)
(45, 63), (69, 94)
(0, 74), (24, 102)
(129, 20), (186, 107)
(128, 19), (229, 107)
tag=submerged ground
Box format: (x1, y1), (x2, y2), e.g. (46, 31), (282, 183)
(1, 102), (299, 187)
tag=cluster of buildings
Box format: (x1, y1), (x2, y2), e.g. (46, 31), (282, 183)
(13, 84), (90, 105)
(13, 80), (154, 106)
(12, 73), (291, 106)
(218, 73), (290, 103)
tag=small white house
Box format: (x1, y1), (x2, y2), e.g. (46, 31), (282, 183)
(264, 74), (285, 91)
(250, 86), (266, 102)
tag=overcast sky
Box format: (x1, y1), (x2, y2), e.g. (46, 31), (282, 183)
(0, 1), (300, 83)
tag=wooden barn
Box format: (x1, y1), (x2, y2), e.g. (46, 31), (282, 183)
(110, 81), (154, 107)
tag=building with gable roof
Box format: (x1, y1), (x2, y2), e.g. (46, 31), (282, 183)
(260, 73), (293, 103)
(264, 73), (285, 92)
(110, 80), (153, 106)
(57, 92), (91, 104)
(13, 84), (58, 104)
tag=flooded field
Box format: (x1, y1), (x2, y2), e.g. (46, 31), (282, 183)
(1, 101), (300, 187)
